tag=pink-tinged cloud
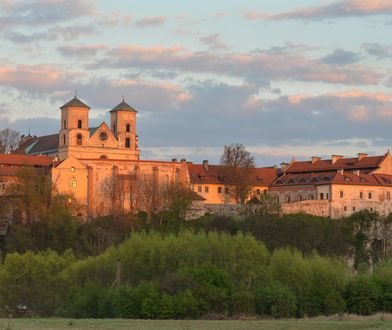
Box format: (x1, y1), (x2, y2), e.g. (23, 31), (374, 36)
(0, 0), (96, 28)
(245, 0), (392, 21)
(257, 89), (392, 123)
(135, 16), (167, 27)
(98, 45), (381, 85)
(0, 64), (82, 94)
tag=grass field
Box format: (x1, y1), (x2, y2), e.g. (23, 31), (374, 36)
(1, 319), (392, 330)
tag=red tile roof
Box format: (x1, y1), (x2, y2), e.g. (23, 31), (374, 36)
(285, 155), (385, 173)
(272, 171), (392, 187)
(0, 154), (53, 167)
(188, 163), (279, 186)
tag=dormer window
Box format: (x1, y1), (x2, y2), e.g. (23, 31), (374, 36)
(126, 123), (131, 133)
(78, 120), (82, 129)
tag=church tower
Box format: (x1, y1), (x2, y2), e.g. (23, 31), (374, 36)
(58, 96), (90, 161)
(110, 100), (140, 158)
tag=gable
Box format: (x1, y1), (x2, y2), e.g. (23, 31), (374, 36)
(88, 122), (118, 148)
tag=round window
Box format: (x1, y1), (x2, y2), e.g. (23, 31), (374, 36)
(100, 132), (107, 141)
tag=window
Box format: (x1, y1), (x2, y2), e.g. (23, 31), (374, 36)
(320, 193), (324, 200)
(225, 187), (229, 194)
(198, 186), (202, 193)
(126, 123), (131, 133)
(326, 193), (329, 200)
(78, 120), (82, 129)
(309, 194), (314, 200)
(100, 155), (108, 160)
(360, 191), (364, 199)
(71, 167), (75, 172)
(218, 187), (222, 194)
(344, 206), (347, 211)
(368, 192), (372, 199)
(76, 134), (82, 145)
(340, 190), (344, 198)
(113, 124), (116, 133)
(63, 120), (67, 129)
(100, 132), (107, 141)
(63, 134), (66, 146)
(125, 138), (130, 148)
(256, 189), (261, 195)
(264, 189), (268, 195)
(387, 192), (391, 200)
(71, 180), (77, 188)
(205, 186), (209, 193)
(286, 195), (291, 203)
(299, 195), (302, 201)
(370, 207), (374, 212)
(353, 206), (356, 212)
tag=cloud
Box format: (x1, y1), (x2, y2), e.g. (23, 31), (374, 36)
(3, 24), (96, 44)
(245, 0), (392, 21)
(362, 43), (392, 59)
(135, 16), (167, 27)
(0, 64), (82, 96)
(58, 44), (108, 58)
(322, 48), (360, 65)
(0, 0), (96, 29)
(199, 33), (229, 50)
(93, 44), (380, 86)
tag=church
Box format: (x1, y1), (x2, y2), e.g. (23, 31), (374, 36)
(15, 96), (195, 219)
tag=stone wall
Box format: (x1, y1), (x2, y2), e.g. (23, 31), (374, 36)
(281, 200), (330, 217)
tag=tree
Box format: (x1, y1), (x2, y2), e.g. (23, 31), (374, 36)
(219, 143), (255, 204)
(0, 128), (20, 153)
(161, 183), (194, 222)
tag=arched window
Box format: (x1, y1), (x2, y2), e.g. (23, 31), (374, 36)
(125, 138), (130, 148)
(77, 134), (83, 145)
(126, 123), (131, 133)
(63, 120), (67, 129)
(71, 180), (77, 188)
(78, 120), (82, 129)
(63, 134), (66, 145)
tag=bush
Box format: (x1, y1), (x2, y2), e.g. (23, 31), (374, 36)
(344, 276), (381, 315)
(255, 283), (297, 318)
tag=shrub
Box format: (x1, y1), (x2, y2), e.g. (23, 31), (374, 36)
(255, 283), (297, 318)
(344, 276), (381, 315)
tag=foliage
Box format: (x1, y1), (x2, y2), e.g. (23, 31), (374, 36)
(219, 143), (256, 203)
(3, 231), (391, 319)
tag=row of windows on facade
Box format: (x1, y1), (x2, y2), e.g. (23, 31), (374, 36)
(343, 205), (375, 213)
(194, 185), (267, 195)
(62, 134), (132, 148)
(63, 120), (132, 133)
(0, 182), (41, 192)
(285, 190), (391, 203)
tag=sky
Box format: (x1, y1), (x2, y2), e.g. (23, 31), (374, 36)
(1, 0), (392, 166)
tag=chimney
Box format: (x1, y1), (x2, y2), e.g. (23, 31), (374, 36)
(353, 170), (360, 176)
(280, 162), (289, 171)
(311, 156), (321, 164)
(172, 158), (177, 162)
(357, 153), (368, 161)
(337, 169), (344, 175)
(331, 155), (343, 165)
(203, 160), (209, 172)
(180, 158), (186, 163)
